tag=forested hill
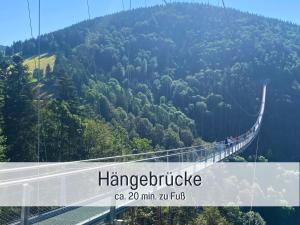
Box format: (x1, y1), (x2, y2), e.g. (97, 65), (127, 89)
(0, 45), (5, 53)
(3, 3), (300, 162)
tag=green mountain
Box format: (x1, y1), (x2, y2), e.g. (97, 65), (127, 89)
(6, 3), (300, 162)
(1, 3), (300, 225)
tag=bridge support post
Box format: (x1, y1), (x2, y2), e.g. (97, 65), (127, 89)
(178, 150), (183, 164)
(193, 150), (196, 162)
(21, 183), (30, 225)
(167, 150), (169, 163)
(109, 206), (116, 225)
(21, 206), (29, 225)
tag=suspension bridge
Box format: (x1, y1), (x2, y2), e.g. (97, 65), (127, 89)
(0, 84), (267, 225)
(0, 1), (269, 224)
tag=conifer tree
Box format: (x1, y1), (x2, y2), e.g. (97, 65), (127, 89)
(3, 55), (36, 161)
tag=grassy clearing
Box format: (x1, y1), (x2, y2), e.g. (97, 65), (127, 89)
(23, 54), (56, 74)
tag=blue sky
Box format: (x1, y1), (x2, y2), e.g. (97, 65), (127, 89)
(1, 0), (300, 46)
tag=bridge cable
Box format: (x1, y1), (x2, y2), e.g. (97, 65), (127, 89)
(248, 133), (260, 224)
(25, 0), (43, 161)
(224, 84), (259, 117)
(125, 15), (132, 151)
(37, 0), (42, 217)
(25, 0), (37, 68)
(38, 0), (41, 163)
(86, 0), (91, 20)
(26, 0), (34, 38)
(220, 0), (259, 119)
(121, 0), (125, 10)
(220, 5), (261, 219)
(24, 0), (42, 218)
(221, 0), (226, 8)
(83, 1), (98, 156)
(84, 0), (97, 114)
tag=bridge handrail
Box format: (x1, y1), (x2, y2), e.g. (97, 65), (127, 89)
(0, 85), (266, 186)
(0, 143), (219, 187)
(0, 143), (213, 173)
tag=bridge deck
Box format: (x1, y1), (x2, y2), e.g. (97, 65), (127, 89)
(32, 207), (109, 225)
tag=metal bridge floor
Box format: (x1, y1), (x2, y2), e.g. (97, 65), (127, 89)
(32, 207), (109, 225)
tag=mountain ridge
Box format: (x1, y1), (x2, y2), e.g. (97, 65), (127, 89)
(5, 3), (300, 162)
(6, 3), (300, 57)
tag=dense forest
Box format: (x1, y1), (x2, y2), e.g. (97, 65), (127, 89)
(1, 2), (300, 224)
(0, 45), (6, 54)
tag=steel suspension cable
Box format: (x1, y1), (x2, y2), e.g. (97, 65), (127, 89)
(122, 0), (125, 10)
(248, 133), (260, 224)
(26, 0), (34, 38)
(38, 0), (41, 163)
(221, 0), (225, 8)
(86, 0), (91, 20)
(25, 0), (36, 68)
(220, 0), (259, 118)
(37, 0), (41, 217)
(224, 84), (259, 117)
